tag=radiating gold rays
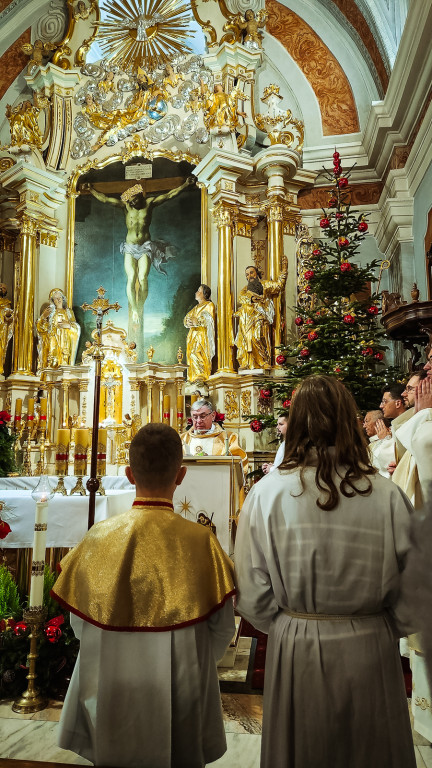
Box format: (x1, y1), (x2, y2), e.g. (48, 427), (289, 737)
(96, 0), (193, 71)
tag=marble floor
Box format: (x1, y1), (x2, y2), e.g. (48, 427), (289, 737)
(0, 636), (430, 768)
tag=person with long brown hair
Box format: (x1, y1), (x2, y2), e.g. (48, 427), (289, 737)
(235, 374), (416, 768)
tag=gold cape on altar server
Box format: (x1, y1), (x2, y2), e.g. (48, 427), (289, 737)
(51, 497), (235, 631)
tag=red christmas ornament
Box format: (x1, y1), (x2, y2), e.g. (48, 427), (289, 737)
(328, 198), (337, 208)
(338, 177), (349, 188)
(312, 248), (322, 256)
(260, 388), (272, 400)
(250, 419), (264, 433)
(334, 366), (342, 373)
(343, 314), (355, 324)
(358, 221), (368, 232)
(294, 316), (304, 326)
(361, 347), (374, 357)
(305, 318), (314, 325)
(282, 399), (291, 408)
(14, 622), (29, 636)
(335, 213), (344, 220)
(374, 351), (384, 361)
(367, 305), (379, 315)
(276, 354), (286, 365)
(0, 519), (11, 539)
(300, 348), (310, 358)
(320, 217), (330, 228)
(304, 285), (311, 293)
(304, 270), (315, 280)
(338, 237), (349, 248)
(308, 331), (318, 341)
(333, 150), (340, 159)
(45, 625), (62, 643)
(340, 262), (352, 272)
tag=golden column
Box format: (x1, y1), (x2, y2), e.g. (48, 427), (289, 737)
(13, 216), (38, 375)
(264, 195), (285, 360)
(213, 202), (237, 373)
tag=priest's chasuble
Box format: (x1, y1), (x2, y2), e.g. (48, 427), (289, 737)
(53, 499), (236, 768)
(181, 423), (248, 474)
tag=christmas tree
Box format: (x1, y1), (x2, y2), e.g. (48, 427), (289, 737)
(250, 151), (401, 434)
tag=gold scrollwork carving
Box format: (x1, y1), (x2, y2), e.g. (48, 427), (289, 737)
(0, 157), (15, 172)
(190, 0), (218, 48)
(39, 231), (58, 247)
(284, 219), (299, 236)
(224, 390), (239, 420)
(251, 239), (266, 274)
(241, 390), (251, 417)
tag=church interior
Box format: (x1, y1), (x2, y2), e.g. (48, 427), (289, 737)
(1, 0), (432, 764)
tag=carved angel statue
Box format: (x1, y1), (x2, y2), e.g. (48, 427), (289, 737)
(5, 93), (47, 150)
(228, 8), (268, 48)
(21, 39), (56, 74)
(0, 284), (14, 376)
(200, 82), (248, 134)
(162, 63), (185, 91)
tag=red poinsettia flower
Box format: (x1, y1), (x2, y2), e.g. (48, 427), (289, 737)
(282, 399), (291, 408)
(0, 410), (11, 427)
(0, 519), (11, 539)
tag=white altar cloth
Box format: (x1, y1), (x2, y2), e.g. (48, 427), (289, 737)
(0, 458), (243, 554)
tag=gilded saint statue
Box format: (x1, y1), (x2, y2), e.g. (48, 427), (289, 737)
(235, 258), (288, 370)
(36, 288), (80, 372)
(184, 284), (216, 387)
(6, 96), (45, 150)
(0, 284), (14, 376)
(200, 82), (248, 135)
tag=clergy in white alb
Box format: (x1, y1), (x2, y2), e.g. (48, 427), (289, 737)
(52, 424), (236, 768)
(235, 374), (416, 768)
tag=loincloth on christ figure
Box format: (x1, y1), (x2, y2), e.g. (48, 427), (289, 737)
(120, 239), (176, 275)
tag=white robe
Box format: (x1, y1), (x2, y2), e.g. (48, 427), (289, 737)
(234, 467), (416, 768)
(59, 603), (235, 768)
(368, 434), (395, 478)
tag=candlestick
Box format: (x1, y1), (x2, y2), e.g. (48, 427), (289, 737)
(97, 428), (107, 477)
(14, 398), (23, 429)
(163, 395), (170, 425)
(71, 428), (88, 495)
(54, 428), (70, 495)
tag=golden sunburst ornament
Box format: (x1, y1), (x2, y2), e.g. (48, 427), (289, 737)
(96, 0), (193, 72)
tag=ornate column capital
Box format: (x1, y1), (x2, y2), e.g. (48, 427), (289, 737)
(212, 201), (239, 228)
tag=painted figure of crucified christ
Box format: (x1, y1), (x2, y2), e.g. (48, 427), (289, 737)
(82, 177), (193, 326)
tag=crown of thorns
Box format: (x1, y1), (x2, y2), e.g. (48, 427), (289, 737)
(120, 184), (144, 202)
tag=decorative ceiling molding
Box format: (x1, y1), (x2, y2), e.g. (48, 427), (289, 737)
(266, 0), (360, 135)
(328, 0), (389, 94)
(297, 181), (383, 210)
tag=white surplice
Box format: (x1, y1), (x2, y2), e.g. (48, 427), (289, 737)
(59, 604), (235, 768)
(234, 467), (416, 768)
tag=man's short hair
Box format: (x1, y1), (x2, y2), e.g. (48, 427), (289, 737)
(190, 398), (215, 413)
(201, 284), (211, 300)
(381, 383), (405, 400)
(129, 423), (182, 489)
(410, 368), (428, 382)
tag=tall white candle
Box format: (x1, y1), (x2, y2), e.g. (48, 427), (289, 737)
(28, 501), (48, 608)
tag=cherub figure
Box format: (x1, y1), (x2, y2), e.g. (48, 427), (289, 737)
(73, 0), (97, 20)
(21, 39), (56, 74)
(236, 8), (268, 48)
(98, 69), (116, 96)
(162, 63), (185, 91)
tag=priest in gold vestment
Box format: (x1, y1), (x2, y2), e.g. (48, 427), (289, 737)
(52, 424), (235, 768)
(184, 284), (216, 385)
(181, 398), (248, 474)
(235, 257), (287, 370)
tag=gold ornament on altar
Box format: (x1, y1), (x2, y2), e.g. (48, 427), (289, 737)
(255, 85), (304, 150)
(95, 0), (193, 72)
(183, 285), (215, 385)
(0, 284), (14, 375)
(147, 345), (155, 361)
(36, 289), (80, 373)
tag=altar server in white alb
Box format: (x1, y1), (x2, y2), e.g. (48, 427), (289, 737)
(235, 374), (416, 768)
(52, 423), (236, 768)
